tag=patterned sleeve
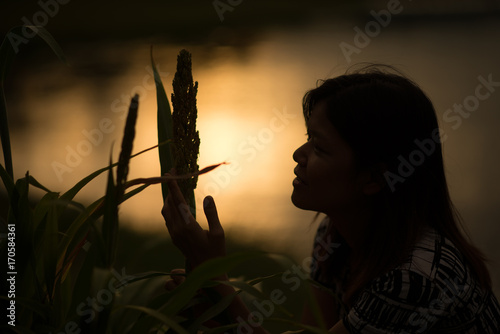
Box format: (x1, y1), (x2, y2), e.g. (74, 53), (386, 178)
(344, 268), (462, 333)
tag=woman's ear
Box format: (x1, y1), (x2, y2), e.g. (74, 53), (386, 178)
(361, 163), (387, 195)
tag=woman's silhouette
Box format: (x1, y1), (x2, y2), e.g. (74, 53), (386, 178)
(162, 65), (500, 333)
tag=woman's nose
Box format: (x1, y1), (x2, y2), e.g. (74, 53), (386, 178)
(293, 142), (307, 165)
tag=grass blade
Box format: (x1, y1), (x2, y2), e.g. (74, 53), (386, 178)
(24, 25), (67, 64)
(102, 151), (118, 267)
(202, 324), (239, 334)
(124, 162), (227, 188)
(59, 140), (165, 211)
(151, 46), (175, 202)
(115, 271), (171, 289)
(0, 162), (14, 198)
(0, 88), (12, 179)
(265, 317), (329, 334)
(222, 279), (294, 318)
(119, 305), (190, 334)
(28, 175), (52, 193)
(186, 290), (239, 332)
(161, 252), (266, 315)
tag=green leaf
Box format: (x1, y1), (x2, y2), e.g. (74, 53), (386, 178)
(121, 183), (149, 202)
(41, 198), (59, 302)
(202, 324), (239, 334)
(115, 271), (171, 289)
(300, 278), (328, 331)
(56, 182), (148, 275)
(246, 272), (283, 286)
(151, 46), (175, 202)
(222, 279), (293, 318)
(30, 192), (60, 304)
(186, 290), (239, 333)
(57, 197), (102, 272)
(0, 162), (14, 198)
(66, 237), (96, 320)
(28, 175), (52, 193)
(24, 25), (67, 64)
(161, 252), (266, 315)
(102, 152), (118, 268)
(12, 173), (34, 281)
(59, 140), (165, 213)
(59, 165), (110, 206)
(119, 305), (190, 334)
(33, 191), (60, 227)
(264, 317), (329, 334)
(0, 88), (12, 179)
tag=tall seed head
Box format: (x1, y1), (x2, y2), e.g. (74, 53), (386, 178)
(171, 49), (200, 202)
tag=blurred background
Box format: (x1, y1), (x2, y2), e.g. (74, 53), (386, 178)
(1, 0), (499, 296)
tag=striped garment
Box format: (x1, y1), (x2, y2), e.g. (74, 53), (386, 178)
(310, 218), (500, 333)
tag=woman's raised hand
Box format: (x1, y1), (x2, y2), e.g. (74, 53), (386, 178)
(161, 175), (226, 269)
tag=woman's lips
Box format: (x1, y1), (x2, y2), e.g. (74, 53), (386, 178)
(293, 177), (305, 186)
(293, 169), (307, 186)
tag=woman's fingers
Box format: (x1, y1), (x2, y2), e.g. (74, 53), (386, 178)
(165, 175), (196, 225)
(164, 268), (186, 291)
(170, 268), (186, 284)
(160, 173), (226, 267)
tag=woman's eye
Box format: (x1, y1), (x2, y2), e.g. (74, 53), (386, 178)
(312, 141), (325, 153)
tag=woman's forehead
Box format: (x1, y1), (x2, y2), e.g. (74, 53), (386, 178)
(308, 101), (330, 128)
(307, 103), (341, 140)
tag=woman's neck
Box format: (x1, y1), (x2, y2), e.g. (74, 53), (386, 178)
(327, 205), (372, 255)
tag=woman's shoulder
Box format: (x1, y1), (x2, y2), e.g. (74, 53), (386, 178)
(397, 227), (467, 285)
(347, 228), (500, 332)
(384, 227), (477, 305)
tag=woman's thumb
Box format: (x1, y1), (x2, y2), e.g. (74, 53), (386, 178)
(204, 196), (223, 236)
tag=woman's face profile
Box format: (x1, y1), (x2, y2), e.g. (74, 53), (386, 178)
(291, 101), (369, 216)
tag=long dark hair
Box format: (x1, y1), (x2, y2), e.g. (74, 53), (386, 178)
(303, 65), (491, 305)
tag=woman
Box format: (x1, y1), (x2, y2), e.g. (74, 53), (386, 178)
(162, 65), (500, 333)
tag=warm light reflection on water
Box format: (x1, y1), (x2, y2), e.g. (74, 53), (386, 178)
(4, 21), (500, 279)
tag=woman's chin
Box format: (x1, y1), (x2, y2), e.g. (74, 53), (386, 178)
(291, 191), (312, 210)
